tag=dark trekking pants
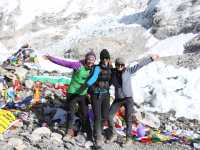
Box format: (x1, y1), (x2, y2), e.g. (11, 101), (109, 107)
(108, 97), (134, 137)
(67, 94), (92, 139)
(91, 93), (110, 138)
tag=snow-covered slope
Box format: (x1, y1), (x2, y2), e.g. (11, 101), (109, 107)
(0, 0), (199, 58)
(131, 61), (200, 120)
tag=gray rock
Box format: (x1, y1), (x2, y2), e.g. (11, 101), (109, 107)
(74, 134), (86, 147)
(50, 132), (63, 144)
(47, 144), (65, 150)
(63, 136), (76, 149)
(32, 127), (49, 135)
(84, 140), (93, 149)
(0, 134), (4, 141)
(176, 52), (200, 69)
(29, 147), (39, 150)
(151, 0), (200, 39)
(14, 67), (28, 82)
(0, 145), (13, 150)
(184, 34), (200, 53)
(34, 142), (50, 149)
(8, 137), (24, 147)
(0, 141), (13, 150)
(25, 79), (34, 89)
(160, 53), (200, 70)
(14, 144), (27, 150)
(31, 127), (51, 143)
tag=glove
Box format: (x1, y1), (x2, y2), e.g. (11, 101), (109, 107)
(43, 54), (50, 60)
(77, 84), (88, 94)
(150, 54), (160, 61)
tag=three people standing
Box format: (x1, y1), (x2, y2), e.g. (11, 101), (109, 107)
(45, 49), (159, 146)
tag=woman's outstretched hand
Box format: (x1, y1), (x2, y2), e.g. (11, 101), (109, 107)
(43, 54), (50, 60)
(150, 54), (160, 61)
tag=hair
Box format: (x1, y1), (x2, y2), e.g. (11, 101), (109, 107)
(21, 43), (30, 49)
(85, 50), (96, 60)
(115, 57), (126, 65)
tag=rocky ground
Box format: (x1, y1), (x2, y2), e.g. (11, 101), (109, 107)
(0, 105), (197, 150)
(160, 34), (200, 69)
(160, 52), (200, 70)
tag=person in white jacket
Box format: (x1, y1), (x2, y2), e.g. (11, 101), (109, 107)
(108, 54), (159, 145)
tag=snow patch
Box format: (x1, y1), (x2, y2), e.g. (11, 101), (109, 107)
(132, 61), (200, 120)
(147, 33), (196, 57)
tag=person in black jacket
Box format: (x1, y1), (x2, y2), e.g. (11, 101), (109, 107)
(86, 49), (112, 146)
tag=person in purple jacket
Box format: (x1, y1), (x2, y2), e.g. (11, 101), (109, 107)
(44, 51), (97, 141)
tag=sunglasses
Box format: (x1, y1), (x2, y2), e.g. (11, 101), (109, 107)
(115, 63), (125, 67)
(86, 60), (95, 65)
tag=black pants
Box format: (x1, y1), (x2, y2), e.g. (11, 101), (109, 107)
(67, 94), (92, 139)
(109, 97), (134, 137)
(91, 93), (110, 138)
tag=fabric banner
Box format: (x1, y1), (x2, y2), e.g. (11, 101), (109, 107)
(29, 76), (71, 85)
(0, 109), (16, 134)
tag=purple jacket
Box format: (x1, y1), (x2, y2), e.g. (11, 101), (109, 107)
(48, 56), (83, 70)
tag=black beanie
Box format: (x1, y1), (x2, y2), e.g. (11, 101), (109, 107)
(100, 49), (110, 60)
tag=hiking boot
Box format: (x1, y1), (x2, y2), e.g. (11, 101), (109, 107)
(95, 135), (104, 146)
(84, 140), (93, 149)
(123, 137), (133, 146)
(106, 133), (117, 143)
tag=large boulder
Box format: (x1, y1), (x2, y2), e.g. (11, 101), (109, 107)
(151, 0), (200, 39)
(14, 67), (28, 82)
(184, 34), (200, 53)
(50, 132), (63, 144)
(8, 137), (27, 150)
(31, 127), (51, 143)
(176, 52), (200, 69)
